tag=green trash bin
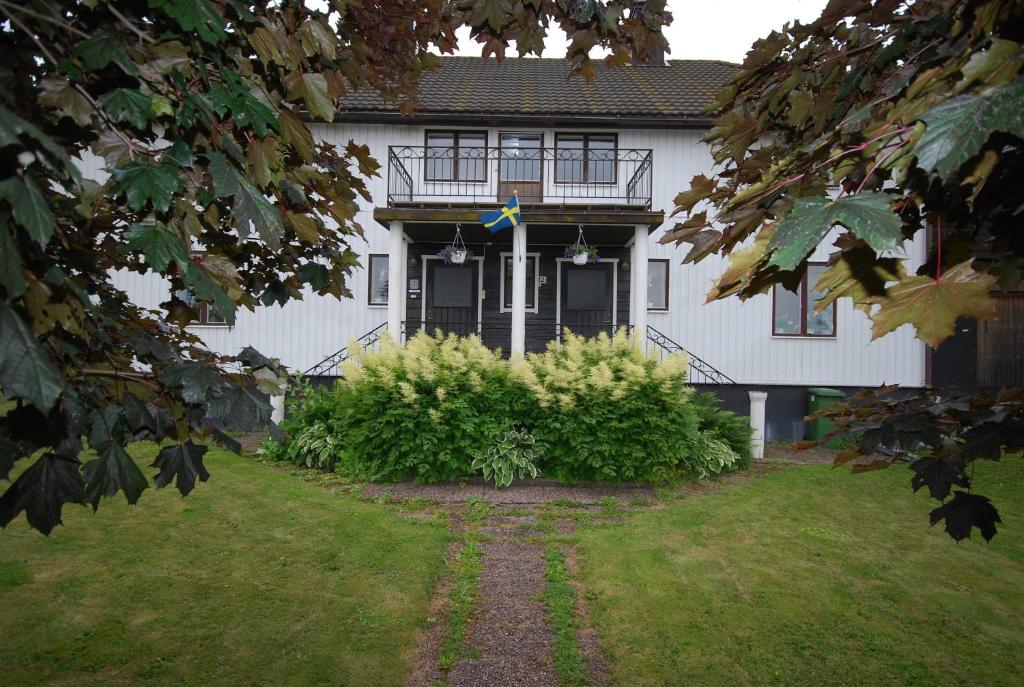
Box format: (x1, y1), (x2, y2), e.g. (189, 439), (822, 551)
(807, 387), (845, 448)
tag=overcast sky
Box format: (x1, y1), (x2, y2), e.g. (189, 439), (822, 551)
(453, 0), (829, 63)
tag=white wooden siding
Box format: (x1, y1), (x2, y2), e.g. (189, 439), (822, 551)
(77, 122), (926, 386)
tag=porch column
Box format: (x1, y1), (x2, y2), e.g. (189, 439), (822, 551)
(387, 221), (404, 340)
(510, 221), (528, 356)
(631, 224), (649, 348)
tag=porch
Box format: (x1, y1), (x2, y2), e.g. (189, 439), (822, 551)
(375, 208), (662, 358)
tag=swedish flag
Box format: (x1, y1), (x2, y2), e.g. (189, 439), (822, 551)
(480, 194), (521, 233)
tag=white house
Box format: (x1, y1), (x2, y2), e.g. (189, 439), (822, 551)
(104, 55), (929, 441)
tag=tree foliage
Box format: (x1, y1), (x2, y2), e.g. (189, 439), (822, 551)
(667, 0), (1024, 540)
(0, 0), (668, 534)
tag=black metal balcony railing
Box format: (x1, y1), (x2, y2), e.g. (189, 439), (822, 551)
(386, 145), (653, 208)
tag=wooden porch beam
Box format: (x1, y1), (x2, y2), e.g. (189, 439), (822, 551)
(374, 207), (664, 229)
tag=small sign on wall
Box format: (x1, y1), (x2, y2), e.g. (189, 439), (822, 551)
(538, 276), (547, 285)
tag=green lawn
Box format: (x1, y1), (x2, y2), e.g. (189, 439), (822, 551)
(578, 457), (1024, 686)
(0, 445), (448, 687)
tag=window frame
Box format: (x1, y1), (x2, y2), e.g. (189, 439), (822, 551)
(771, 262), (837, 338)
(367, 253), (389, 307)
(499, 252), (540, 313)
(646, 258), (670, 312)
(423, 130), (489, 183)
(498, 131), (544, 184)
(554, 132), (618, 185)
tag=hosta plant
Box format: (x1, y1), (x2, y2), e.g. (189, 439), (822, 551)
(687, 433), (742, 479)
(472, 428), (541, 488)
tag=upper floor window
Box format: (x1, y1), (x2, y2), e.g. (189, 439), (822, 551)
(555, 133), (616, 184)
(773, 263), (835, 337)
(425, 131), (487, 182)
(647, 259), (669, 311)
(368, 254), (388, 306)
(499, 133), (542, 182)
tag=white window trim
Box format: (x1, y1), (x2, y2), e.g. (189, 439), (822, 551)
(646, 258), (670, 312)
(367, 253), (389, 308)
(499, 252), (541, 314)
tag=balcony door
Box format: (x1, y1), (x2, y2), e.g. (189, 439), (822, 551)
(499, 132), (542, 204)
(424, 258), (481, 338)
(559, 261), (616, 339)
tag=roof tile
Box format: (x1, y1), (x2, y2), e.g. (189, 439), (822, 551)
(340, 56), (737, 120)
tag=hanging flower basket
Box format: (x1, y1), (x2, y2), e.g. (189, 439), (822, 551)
(438, 225), (471, 264)
(566, 242), (599, 265)
(438, 244), (471, 265)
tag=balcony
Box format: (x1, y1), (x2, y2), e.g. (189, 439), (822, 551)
(386, 145), (653, 209)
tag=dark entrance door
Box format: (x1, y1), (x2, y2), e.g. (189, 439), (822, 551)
(424, 260), (479, 337)
(560, 262), (615, 339)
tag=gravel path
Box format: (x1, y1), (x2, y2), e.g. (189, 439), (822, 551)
(407, 509), (564, 687)
(401, 465), (781, 686)
(364, 478), (656, 504)
(447, 530), (558, 686)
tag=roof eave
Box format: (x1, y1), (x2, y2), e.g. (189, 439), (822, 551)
(326, 110), (715, 130)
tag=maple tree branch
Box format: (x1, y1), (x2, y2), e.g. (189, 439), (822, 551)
(3, 6), (144, 161)
(106, 4), (155, 45)
(0, 0), (90, 39)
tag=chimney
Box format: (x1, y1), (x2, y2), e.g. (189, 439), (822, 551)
(630, 1), (666, 66)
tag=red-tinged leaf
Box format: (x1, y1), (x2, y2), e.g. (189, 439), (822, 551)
(0, 454), (85, 535)
(929, 491), (1001, 542)
(673, 174), (716, 215)
(850, 459), (893, 474)
(151, 440), (210, 496)
(870, 261), (998, 347)
(682, 230), (722, 264)
(833, 445), (862, 467)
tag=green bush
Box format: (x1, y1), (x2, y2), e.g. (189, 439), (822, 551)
(329, 333), (531, 481)
(513, 331), (700, 481)
(268, 331), (752, 483)
(690, 391), (754, 468)
(258, 380), (340, 469)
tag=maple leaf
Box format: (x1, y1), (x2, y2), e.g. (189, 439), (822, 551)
(812, 248), (906, 315)
(769, 192), (902, 270)
(914, 75), (1024, 180)
(870, 261), (997, 347)
(673, 174), (715, 215)
(707, 225), (774, 301)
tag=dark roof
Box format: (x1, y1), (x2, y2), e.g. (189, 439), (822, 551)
(339, 56), (736, 123)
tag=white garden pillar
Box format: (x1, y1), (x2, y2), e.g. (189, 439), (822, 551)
(387, 221), (404, 340)
(510, 221), (528, 356)
(748, 390), (767, 460)
(631, 224), (649, 348)
(270, 394), (285, 424)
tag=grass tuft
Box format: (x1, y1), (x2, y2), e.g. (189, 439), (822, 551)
(542, 545), (589, 686)
(437, 537), (483, 671)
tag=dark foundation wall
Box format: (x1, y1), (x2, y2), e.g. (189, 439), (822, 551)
(404, 241), (632, 354)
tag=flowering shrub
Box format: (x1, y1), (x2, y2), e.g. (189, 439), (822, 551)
(513, 331), (701, 480)
(269, 330), (751, 483)
(330, 333), (531, 481)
